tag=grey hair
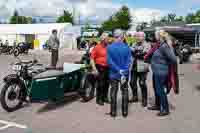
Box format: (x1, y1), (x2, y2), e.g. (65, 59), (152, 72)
(114, 29), (124, 38)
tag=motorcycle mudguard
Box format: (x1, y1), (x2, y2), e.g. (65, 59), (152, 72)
(3, 74), (20, 83)
(3, 74), (27, 100)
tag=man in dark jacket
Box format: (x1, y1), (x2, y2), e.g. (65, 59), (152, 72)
(107, 29), (132, 118)
(48, 29), (60, 68)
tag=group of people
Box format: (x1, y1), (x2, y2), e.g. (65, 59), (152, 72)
(90, 29), (179, 118)
(47, 29), (179, 118)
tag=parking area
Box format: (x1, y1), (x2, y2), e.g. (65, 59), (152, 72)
(0, 51), (200, 133)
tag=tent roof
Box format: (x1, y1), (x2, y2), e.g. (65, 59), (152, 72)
(0, 23), (72, 34)
(144, 26), (198, 33)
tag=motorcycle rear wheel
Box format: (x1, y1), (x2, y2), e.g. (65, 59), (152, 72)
(79, 73), (96, 102)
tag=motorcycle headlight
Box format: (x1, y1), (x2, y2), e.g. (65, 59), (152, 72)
(183, 48), (188, 52)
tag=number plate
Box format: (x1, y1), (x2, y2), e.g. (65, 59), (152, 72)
(12, 65), (21, 71)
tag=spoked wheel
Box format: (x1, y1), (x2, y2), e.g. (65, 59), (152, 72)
(13, 48), (20, 57)
(0, 82), (24, 112)
(79, 73), (96, 102)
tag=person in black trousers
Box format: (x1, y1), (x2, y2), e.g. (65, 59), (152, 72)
(107, 30), (132, 118)
(129, 32), (151, 107)
(47, 29), (60, 68)
(90, 33), (110, 105)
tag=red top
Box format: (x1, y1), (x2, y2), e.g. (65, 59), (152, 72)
(91, 43), (108, 67)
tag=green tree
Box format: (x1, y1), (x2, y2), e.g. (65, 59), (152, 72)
(9, 10), (32, 24)
(26, 17), (33, 24)
(114, 6), (132, 30)
(185, 10), (200, 23)
(56, 10), (74, 24)
(102, 5), (132, 31)
(168, 13), (176, 22)
(186, 13), (196, 23)
(102, 16), (116, 31)
(176, 16), (184, 22)
(193, 10), (200, 23)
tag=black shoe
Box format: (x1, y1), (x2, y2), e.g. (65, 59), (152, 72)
(110, 112), (117, 118)
(142, 100), (147, 107)
(157, 111), (170, 117)
(122, 112), (128, 118)
(148, 106), (160, 111)
(96, 100), (104, 106)
(105, 112), (117, 118)
(129, 96), (138, 103)
(142, 102), (147, 107)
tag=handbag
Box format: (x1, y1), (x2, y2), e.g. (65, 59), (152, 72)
(136, 60), (149, 72)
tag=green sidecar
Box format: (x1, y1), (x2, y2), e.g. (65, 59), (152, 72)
(0, 62), (96, 112)
(30, 63), (95, 102)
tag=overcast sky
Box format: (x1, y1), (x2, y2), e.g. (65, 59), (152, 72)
(0, 0), (199, 23)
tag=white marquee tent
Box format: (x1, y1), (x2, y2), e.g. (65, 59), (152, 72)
(0, 23), (79, 50)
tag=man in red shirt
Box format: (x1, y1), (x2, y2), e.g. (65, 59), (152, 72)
(91, 33), (109, 105)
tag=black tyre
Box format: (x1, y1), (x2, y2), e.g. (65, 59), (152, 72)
(79, 73), (96, 102)
(13, 48), (20, 57)
(0, 81), (24, 112)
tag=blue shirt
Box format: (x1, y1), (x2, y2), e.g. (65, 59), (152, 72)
(107, 41), (132, 80)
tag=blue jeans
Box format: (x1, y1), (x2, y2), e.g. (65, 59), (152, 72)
(154, 74), (169, 112)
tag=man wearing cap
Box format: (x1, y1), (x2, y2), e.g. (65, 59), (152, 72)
(107, 29), (132, 118)
(130, 32), (151, 107)
(91, 33), (110, 106)
(48, 29), (60, 68)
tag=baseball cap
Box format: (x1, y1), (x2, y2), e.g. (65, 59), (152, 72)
(114, 29), (124, 38)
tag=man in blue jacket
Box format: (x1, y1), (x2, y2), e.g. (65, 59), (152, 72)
(107, 29), (132, 118)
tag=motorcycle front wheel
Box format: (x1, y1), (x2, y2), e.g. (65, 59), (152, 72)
(0, 81), (24, 112)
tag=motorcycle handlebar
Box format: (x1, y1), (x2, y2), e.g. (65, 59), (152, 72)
(13, 58), (39, 67)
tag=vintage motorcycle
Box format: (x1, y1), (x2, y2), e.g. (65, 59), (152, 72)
(0, 59), (46, 112)
(174, 42), (193, 64)
(0, 45), (13, 55)
(13, 42), (30, 57)
(0, 58), (95, 112)
(180, 44), (193, 63)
